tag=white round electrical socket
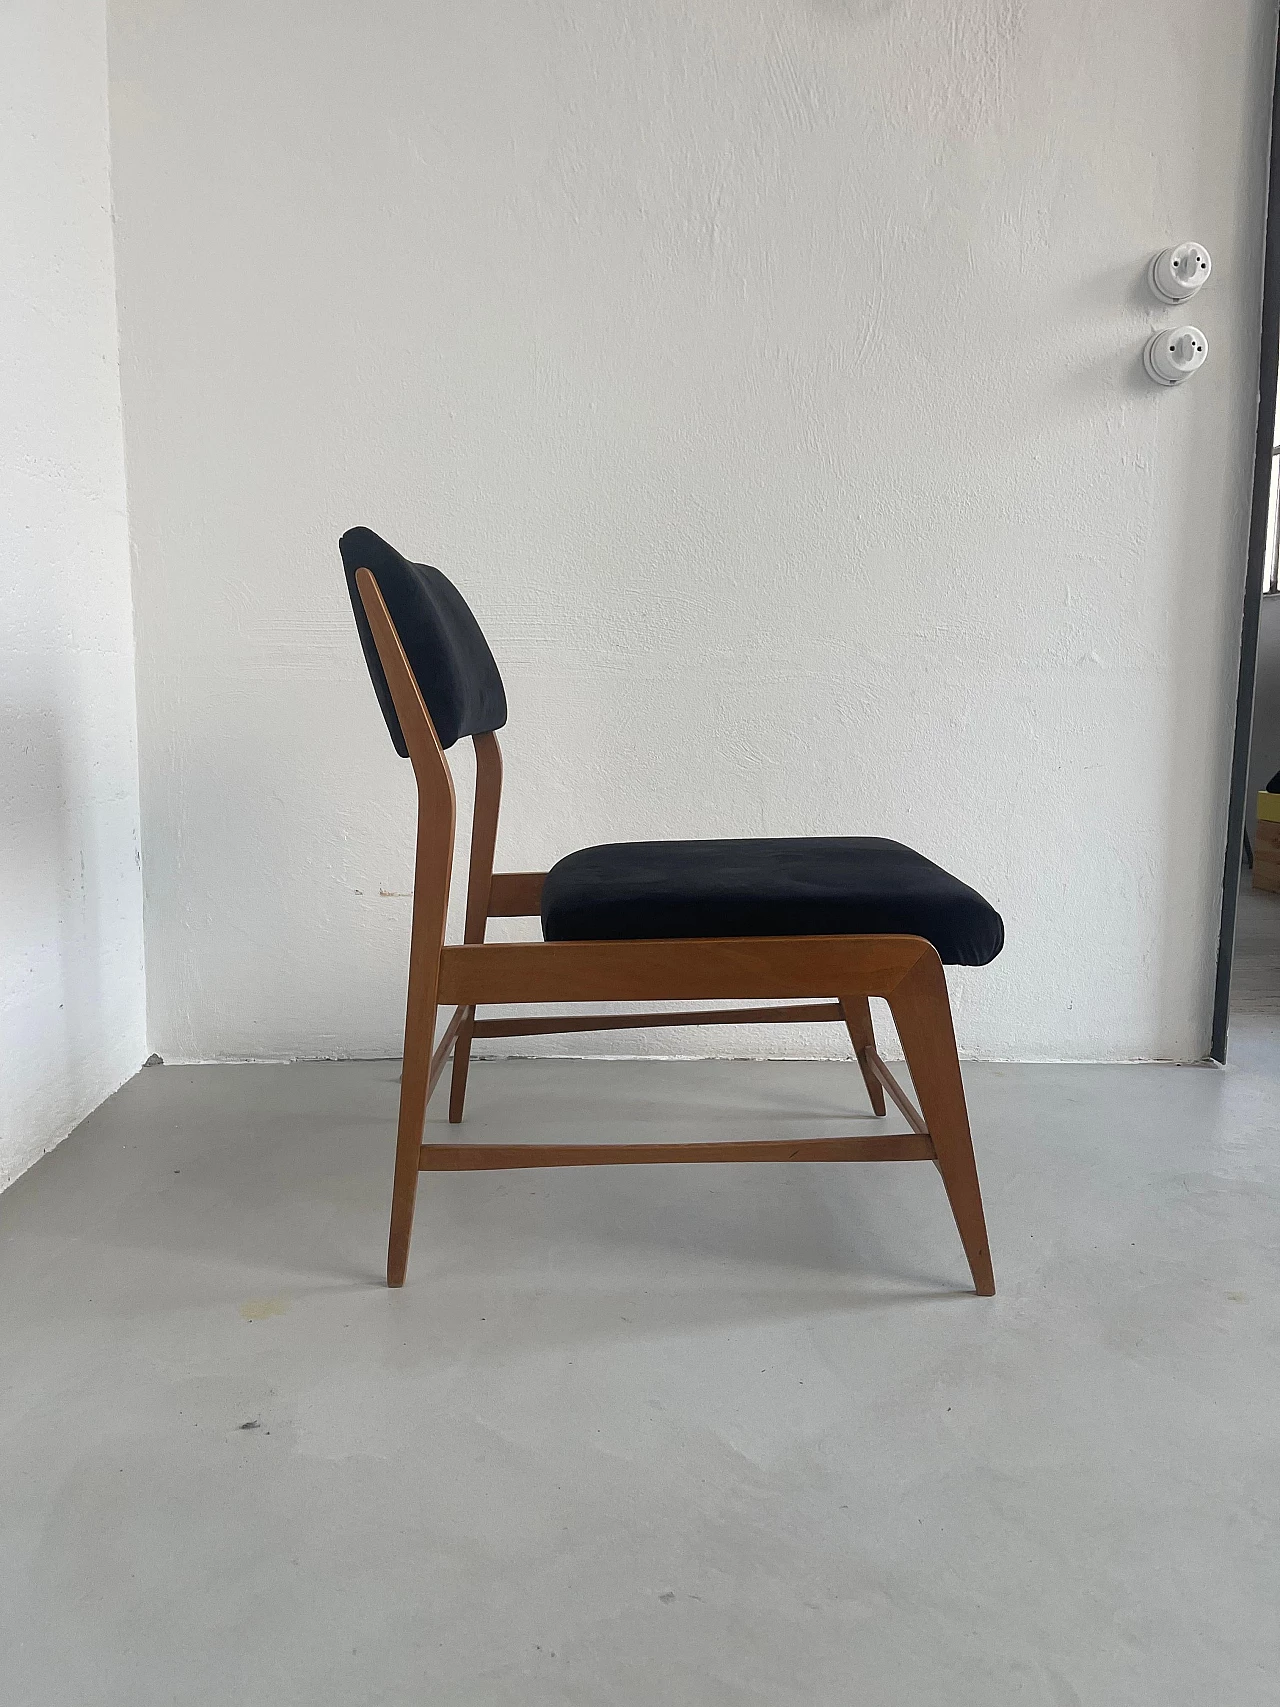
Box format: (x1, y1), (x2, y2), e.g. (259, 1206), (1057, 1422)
(1149, 242), (1211, 303)
(1144, 325), (1208, 385)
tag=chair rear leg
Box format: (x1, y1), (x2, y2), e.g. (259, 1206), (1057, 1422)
(448, 1007), (476, 1123)
(388, 943), (440, 1285)
(388, 1009), (434, 1287)
(840, 994), (887, 1116)
(887, 952), (995, 1296)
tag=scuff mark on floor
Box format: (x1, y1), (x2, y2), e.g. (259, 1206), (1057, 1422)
(239, 1296), (290, 1322)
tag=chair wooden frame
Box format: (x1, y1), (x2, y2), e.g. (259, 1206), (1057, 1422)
(355, 567), (995, 1296)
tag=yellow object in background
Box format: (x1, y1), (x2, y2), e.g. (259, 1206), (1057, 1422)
(1258, 790), (1280, 825)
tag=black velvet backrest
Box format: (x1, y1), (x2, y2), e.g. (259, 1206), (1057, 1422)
(340, 527), (507, 756)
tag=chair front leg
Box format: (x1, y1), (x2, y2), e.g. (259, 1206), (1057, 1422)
(448, 1007), (476, 1123)
(886, 950), (995, 1296)
(839, 994), (887, 1116)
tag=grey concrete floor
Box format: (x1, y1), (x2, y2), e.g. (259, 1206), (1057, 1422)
(1, 1045), (1277, 1706)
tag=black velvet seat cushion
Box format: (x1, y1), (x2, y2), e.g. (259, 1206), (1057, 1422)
(340, 527), (507, 755)
(541, 837), (1004, 966)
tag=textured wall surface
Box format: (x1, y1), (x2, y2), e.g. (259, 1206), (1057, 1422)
(109, 0), (1272, 1064)
(1, 1), (146, 1185)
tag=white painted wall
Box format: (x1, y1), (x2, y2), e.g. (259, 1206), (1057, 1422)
(109, 0), (1273, 1065)
(1, 0), (146, 1186)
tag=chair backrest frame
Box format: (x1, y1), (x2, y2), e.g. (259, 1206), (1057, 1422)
(354, 566), (503, 961)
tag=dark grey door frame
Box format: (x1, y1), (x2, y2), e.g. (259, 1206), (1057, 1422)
(1211, 13), (1280, 1061)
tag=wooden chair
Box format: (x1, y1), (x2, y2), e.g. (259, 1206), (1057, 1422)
(341, 528), (1001, 1295)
